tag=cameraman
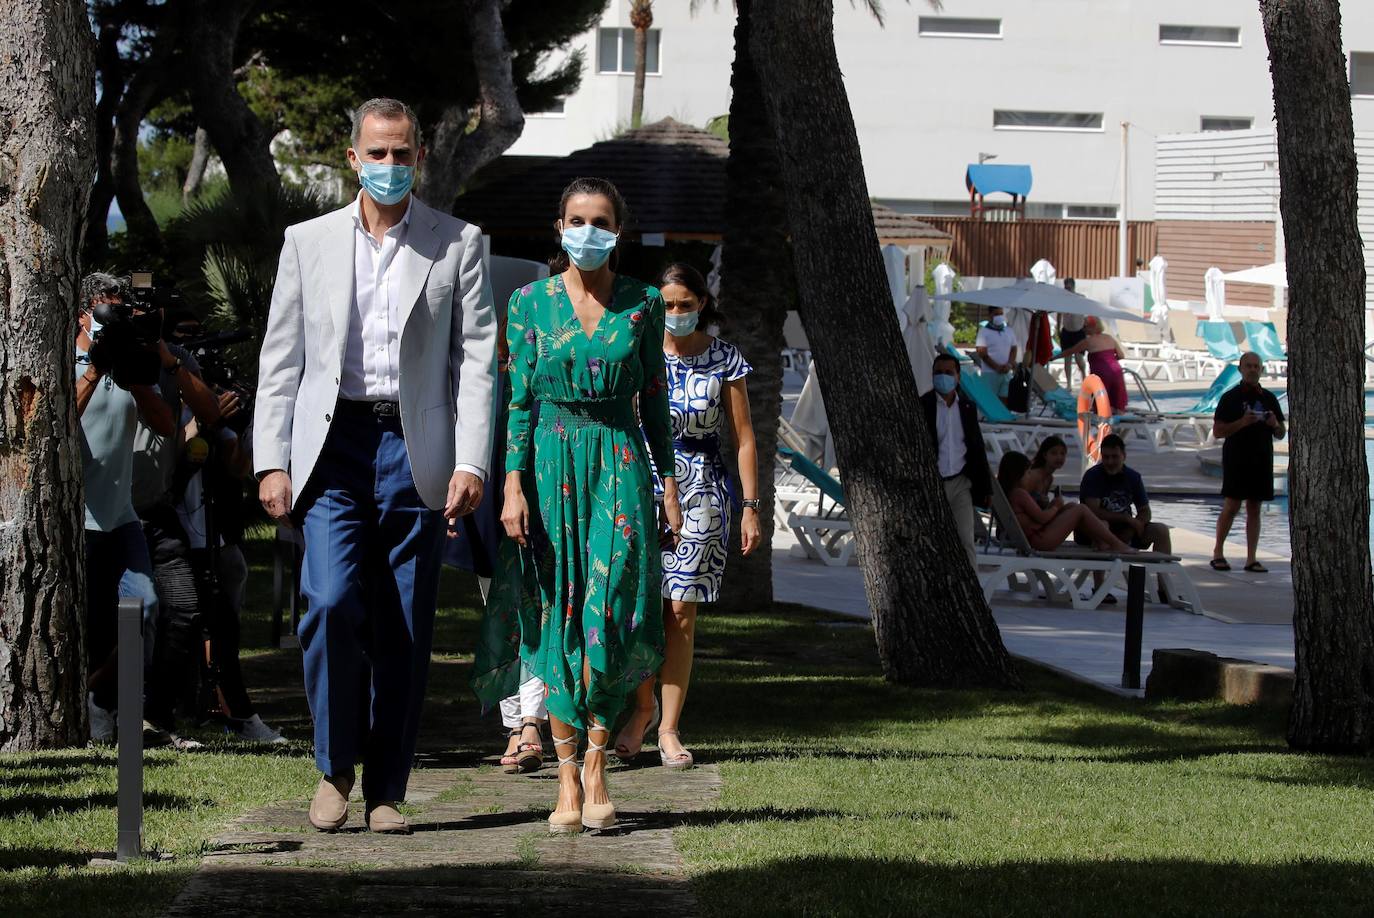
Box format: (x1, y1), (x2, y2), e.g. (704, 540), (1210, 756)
(126, 301), (223, 748)
(77, 272), (175, 744)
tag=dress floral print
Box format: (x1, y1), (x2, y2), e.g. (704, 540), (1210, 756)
(472, 274), (674, 730)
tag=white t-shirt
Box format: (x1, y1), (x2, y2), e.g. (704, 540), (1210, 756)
(975, 323), (1017, 373)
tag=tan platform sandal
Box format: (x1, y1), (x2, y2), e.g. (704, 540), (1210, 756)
(547, 733), (583, 835)
(657, 729), (694, 771)
(515, 717), (545, 774)
(581, 730), (617, 832)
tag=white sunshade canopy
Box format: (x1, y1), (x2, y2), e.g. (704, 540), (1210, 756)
(1221, 262), (1288, 289)
(931, 279), (1152, 323)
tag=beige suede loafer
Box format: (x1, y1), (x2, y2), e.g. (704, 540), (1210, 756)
(366, 802), (411, 834)
(308, 772), (355, 831)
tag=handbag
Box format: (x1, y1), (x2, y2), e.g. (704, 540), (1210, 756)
(1006, 364), (1031, 413)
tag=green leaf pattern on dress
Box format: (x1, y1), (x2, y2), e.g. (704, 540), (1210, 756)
(472, 274), (674, 730)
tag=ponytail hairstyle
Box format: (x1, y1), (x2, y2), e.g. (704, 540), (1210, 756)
(996, 450), (1031, 497)
(657, 262), (723, 328)
(549, 176), (629, 274)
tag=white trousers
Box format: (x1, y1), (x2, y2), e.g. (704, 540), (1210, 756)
(500, 677), (547, 729)
(943, 474), (977, 569)
(478, 577), (547, 728)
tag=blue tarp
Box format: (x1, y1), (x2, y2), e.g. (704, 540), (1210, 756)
(965, 163), (1033, 198)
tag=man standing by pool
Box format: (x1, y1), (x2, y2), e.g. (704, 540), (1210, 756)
(1210, 352), (1285, 573)
(975, 305), (1018, 406)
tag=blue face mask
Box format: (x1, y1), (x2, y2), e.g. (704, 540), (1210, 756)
(664, 311), (700, 337)
(358, 162), (414, 206)
(989, 315), (1005, 329)
(561, 224), (619, 271)
(933, 373), (958, 396)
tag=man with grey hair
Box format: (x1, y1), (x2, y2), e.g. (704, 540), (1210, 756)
(254, 97), (497, 834)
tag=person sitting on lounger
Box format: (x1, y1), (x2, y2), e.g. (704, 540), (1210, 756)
(997, 450), (1135, 554)
(1022, 435), (1068, 507)
(1079, 433), (1173, 602)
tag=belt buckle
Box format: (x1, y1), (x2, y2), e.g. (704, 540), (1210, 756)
(373, 402), (399, 417)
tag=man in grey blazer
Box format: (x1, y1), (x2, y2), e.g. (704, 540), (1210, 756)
(253, 98), (496, 834)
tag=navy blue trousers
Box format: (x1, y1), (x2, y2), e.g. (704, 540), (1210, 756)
(297, 412), (445, 802)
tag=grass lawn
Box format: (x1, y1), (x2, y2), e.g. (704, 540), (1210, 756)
(2, 529), (1372, 916)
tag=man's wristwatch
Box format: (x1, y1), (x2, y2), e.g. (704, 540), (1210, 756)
(741, 498), (761, 510)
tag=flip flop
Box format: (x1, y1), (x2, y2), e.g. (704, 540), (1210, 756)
(1244, 562), (1269, 573)
(1209, 558), (1231, 571)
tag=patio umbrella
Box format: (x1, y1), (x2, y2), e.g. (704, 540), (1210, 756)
(1148, 255), (1170, 325)
(1221, 262), (1287, 288)
(1204, 267), (1226, 320)
(931, 279), (1152, 323)
(929, 262), (956, 346)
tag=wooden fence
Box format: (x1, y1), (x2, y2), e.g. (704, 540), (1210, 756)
(920, 217), (1158, 280)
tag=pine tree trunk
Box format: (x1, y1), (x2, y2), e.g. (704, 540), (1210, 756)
(1260, 0), (1374, 754)
(182, 127), (212, 204)
(184, 0), (280, 198)
(750, 0), (1018, 687)
(417, 0), (525, 214)
(0, 0), (96, 750)
(82, 14), (125, 266)
(714, 0), (793, 613)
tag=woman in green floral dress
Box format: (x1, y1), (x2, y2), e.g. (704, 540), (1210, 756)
(473, 178), (680, 834)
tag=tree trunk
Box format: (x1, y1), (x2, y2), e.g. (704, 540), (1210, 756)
(631, 26), (649, 129)
(417, 0), (525, 213)
(112, 37), (175, 257)
(82, 15), (125, 267)
(182, 127), (212, 204)
(714, 0), (794, 613)
(184, 0), (280, 198)
(750, 0), (1018, 687)
(1260, 0), (1374, 754)
(0, 0), (96, 750)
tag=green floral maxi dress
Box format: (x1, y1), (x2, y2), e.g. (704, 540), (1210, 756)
(472, 274), (674, 730)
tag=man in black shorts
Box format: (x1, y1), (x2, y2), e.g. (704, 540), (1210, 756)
(1079, 433), (1173, 601)
(1057, 278), (1087, 388)
(1210, 351), (1285, 573)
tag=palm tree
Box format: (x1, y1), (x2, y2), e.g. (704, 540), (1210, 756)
(747, 0), (1017, 687)
(629, 0), (654, 129)
(1259, 0), (1374, 753)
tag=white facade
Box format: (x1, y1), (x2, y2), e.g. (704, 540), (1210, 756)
(1155, 127), (1374, 317)
(510, 0), (1374, 221)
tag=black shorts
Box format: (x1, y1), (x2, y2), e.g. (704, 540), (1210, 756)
(1059, 328), (1088, 350)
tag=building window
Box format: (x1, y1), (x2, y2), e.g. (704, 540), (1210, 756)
(1159, 24), (1241, 46)
(993, 110), (1103, 132)
(597, 27), (660, 75)
(918, 17), (1001, 38)
(1065, 204), (1118, 220)
(1200, 115), (1253, 131)
(528, 98), (566, 117)
(1352, 52), (1374, 97)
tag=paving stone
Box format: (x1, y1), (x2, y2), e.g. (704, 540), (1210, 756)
(164, 759), (721, 917)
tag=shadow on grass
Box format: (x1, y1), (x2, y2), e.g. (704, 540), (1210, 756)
(0, 790), (205, 821)
(99, 855), (1374, 917)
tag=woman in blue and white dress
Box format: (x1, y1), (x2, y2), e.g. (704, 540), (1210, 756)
(614, 263), (761, 769)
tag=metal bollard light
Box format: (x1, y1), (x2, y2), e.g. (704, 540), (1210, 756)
(1121, 564), (1146, 690)
(116, 597), (144, 862)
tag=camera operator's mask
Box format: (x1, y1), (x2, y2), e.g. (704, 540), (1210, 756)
(83, 308), (105, 340)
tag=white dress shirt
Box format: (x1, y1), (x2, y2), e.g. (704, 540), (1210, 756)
(934, 394), (966, 479)
(341, 194), (484, 482)
(342, 194), (409, 402)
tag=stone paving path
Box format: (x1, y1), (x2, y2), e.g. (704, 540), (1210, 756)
(165, 756), (721, 916)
